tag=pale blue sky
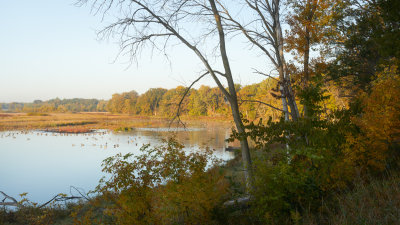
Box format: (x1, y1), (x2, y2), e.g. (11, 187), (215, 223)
(0, 0), (269, 102)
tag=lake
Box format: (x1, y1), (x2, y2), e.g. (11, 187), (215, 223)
(0, 124), (235, 204)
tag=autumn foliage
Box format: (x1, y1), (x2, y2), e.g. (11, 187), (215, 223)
(73, 138), (229, 225)
(344, 65), (400, 173)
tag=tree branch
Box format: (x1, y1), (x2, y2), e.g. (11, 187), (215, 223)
(170, 71), (210, 128)
(252, 68), (279, 81)
(240, 99), (287, 113)
(0, 191), (20, 207)
(0, 186), (90, 208)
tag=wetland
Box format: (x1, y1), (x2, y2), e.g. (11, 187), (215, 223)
(0, 113), (235, 203)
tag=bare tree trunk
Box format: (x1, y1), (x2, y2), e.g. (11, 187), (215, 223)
(274, 0), (299, 121)
(231, 98), (253, 189)
(280, 85), (290, 121)
(209, 0), (252, 190)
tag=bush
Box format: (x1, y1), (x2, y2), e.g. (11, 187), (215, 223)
(344, 65), (400, 173)
(74, 138), (229, 225)
(229, 82), (355, 223)
(0, 200), (75, 225)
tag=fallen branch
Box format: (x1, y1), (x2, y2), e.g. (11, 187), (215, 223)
(1, 186), (90, 208)
(0, 191), (20, 207)
(39, 186), (90, 208)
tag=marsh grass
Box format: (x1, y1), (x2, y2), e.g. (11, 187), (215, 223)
(0, 113), (232, 132)
(26, 112), (49, 116)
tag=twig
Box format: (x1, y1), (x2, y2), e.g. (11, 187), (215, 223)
(1, 187), (90, 209)
(240, 99), (287, 113)
(252, 68), (279, 81)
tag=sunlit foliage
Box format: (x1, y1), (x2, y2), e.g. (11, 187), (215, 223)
(344, 65), (400, 173)
(74, 138), (229, 224)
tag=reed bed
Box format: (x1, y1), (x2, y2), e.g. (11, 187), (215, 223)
(0, 113), (232, 133)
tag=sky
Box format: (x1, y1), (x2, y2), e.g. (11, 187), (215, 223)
(0, 0), (269, 103)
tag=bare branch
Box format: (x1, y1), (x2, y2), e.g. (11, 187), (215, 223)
(240, 99), (287, 113)
(38, 194), (82, 208)
(252, 68), (279, 81)
(170, 70), (210, 128)
(0, 186), (89, 208)
(0, 191), (20, 207)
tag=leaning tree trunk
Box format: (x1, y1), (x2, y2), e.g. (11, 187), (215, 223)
(209, 0), (253, 191)
(228, 85), (253, 190)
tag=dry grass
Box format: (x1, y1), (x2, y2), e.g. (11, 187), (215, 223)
(44, 127), (93, 134)
(0, 112), (233, 132)
(328, 174), (400, 225)
(303, 172), (400, 225)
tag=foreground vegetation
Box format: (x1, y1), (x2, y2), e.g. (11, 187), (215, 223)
(1, 138), (400, 225)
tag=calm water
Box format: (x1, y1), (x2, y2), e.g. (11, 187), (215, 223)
(0, 125), (234, 204)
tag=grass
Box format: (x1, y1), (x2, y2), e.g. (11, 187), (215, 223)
(44, 127), (93, 134)
(114, 126), (133, 132)
(299, 171), (400, 225)
(26, 112), (49, 116)
(0, 112), (233, 133)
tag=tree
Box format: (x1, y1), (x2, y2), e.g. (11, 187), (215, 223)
(328, 0), (400, 90)
(285, 0), (347, 116)
(136, 88), (167, 116)
(96, 100), (108, 112)
(122, 91), (139, 114)
(159, 86), (191, 117)
(188, 89), (207, 116)
(217, 0), (300, 121)
(81, 0), (253, 188)
(57, 105), (67, 113)
(107, 93), (125, 113)
(344, 65), (400, 172)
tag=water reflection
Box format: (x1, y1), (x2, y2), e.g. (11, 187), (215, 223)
(0, 126), (234, 204)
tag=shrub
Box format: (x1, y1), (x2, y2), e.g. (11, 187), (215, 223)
(74, 138), (229, 224)
(344, 65), (400, 173)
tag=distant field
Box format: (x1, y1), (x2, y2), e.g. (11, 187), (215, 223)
(0, 112), (232, 132)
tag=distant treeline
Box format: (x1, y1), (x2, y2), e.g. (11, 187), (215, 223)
(0, 98), (107, 113)
(105, 79), (286, 119)
(0, 78), (344, 120)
